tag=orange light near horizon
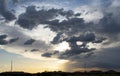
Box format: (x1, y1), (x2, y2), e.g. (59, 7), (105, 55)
(1, 59), (69, 73)
(72, 67), (103, 72)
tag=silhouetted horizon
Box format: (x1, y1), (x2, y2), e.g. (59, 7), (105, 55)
(0, 69), (120, 73)
(0, 70), (120, 76)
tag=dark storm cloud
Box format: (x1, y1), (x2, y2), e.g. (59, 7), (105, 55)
(9, 37), (19, 43)
(31, 49), (39, 52)
(91, 46), (120, 70)
(51, 32), (63, 44)
(45, 17), (86, 33)
(50, 32), (105, 59)
(92, 37), (106, 43)
(97, 11), (120, 35)
(2, 11), (16, 21)
(0, 0), (16, 21)
(74, 13), (81, 16)
(24, 39), (35, 45)
(53, 51), (59, 54)
(63, 32), (105, 49)
(65, 46), (120, 71)
(0, 39), (8, 45)
(59, 48), (95, 59)
(84, 52), (94, 58)
(51, 32), (99, 45)
(0, 35), (19, 45)
(41, 52), (53, 57)
(0, 34), (19, 45)
(59, 32), (105, 58)
(93, 62), (120, 70)
(99, 14), (119, 33)
(41, 51), (59, 58)
(67, 32), (95, 43)
(17, 5), (83, 30)
(0, 34), (8, 45)
(48, 32), (98, 59)
(0, 34), (7, 40)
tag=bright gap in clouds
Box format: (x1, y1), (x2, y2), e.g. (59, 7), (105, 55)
(76, 41), (83, 45)
(53, 41), (70, 52)
(52, 15), (68, 22)
(74, 5), (104, 23)
(21, 25), (56, 44)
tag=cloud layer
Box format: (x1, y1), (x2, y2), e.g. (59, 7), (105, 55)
(0, 0), (120, 71)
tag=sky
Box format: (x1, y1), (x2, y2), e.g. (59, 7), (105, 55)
(0, 0), (120, 73)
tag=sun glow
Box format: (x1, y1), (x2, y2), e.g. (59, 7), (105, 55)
(53, 41), (70, 52)
(10, 59), (69, 73)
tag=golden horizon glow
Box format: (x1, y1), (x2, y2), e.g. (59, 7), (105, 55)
(0, 55), (69, 73)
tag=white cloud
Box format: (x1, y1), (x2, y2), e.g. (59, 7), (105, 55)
(20, 24), (56, 44)
(53, 41), (70, 52)
(74, 5), (103, 23)
(0, 23), (56, 60)
(110, 0), (120, 7)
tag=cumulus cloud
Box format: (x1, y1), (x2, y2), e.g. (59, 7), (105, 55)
(46, 32), (106, 59)
(0, 40), (8, 45)
(30, 49), (39, 52)
(24, 39), (35, 45)
(51, 32), (63, 44)
(0, 34), (8, 45)
(9, 37), (19, 43)
(0, 34), (7, 40)
(0, 34), (19, 45)
(41, 52), (53, 57)
(41, 51), (59, 58)
(17, 6), (76, 30)
(9, 3), (114, 61)
(67, 32), (96, 43)
(92, 37), (106, 43)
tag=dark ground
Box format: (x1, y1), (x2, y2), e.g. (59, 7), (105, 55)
(0, 70), (120, 76)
